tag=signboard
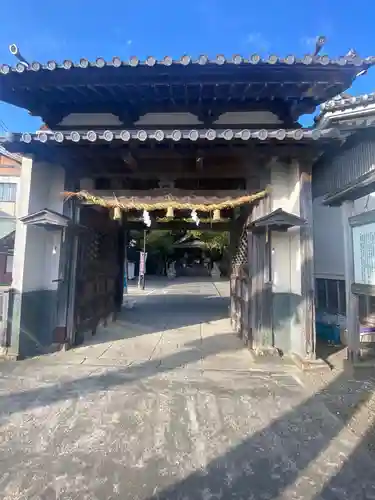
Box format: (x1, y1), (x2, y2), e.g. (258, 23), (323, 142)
(139, 251), (148, 276)
(353, 222), (375, 286)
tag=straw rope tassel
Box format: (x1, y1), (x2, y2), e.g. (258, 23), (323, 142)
(166, 207), (174, 218)
(213, 209), (221, 221)
(62, 189), (268, 212)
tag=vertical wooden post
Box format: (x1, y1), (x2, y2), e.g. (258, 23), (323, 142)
(342, 201), (360, 362)
(247, 195), (273, 352)
(115, 217), (126, 314)
(65, 203), (80, 346)
(248, 229), (272, 350)
(299, 161), (316, 359)
(229, 221), (237, 331)
(53, 227), (69, 344)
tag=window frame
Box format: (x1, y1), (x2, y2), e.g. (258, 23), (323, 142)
(0, 182), (17, 202)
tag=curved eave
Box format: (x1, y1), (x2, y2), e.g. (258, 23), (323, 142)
(317, 99), (375, 131)
(0, 145), (22, 163)
(1, 54), (372, 123)
(321, 92), (375, 113)
(1, 127), (340, 149)
(1, 53), (373, 75)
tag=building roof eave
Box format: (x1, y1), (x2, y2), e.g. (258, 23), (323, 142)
(249, 208), (306, 231)
(0, 127), (342, 149)
(0, 145), (22, 164)
(323, 169), (375, 206)
(321, 91), (375, 113)
(19, 208), (71, 230)
(1, 53), (373, 121)
(1, 53), (372, 74)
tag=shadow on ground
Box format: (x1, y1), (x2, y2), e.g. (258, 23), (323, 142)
(0, 333), (243, 421)
(143, 370), (375, 499)
(83, 293), (231, 345)
(0, 328), (375, 498)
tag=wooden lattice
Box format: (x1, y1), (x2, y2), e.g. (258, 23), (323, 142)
(232, 227), (248, 268)
(74, 208), (120, 342)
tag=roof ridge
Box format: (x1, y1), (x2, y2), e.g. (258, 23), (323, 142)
(1, 127), (336, 144)
(321, 91), (375, 113)
(1, 53), (374, 74)
(0, 145), (22, 163)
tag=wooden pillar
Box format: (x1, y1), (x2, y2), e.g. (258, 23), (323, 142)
(54, 173), (81, 346)
(248, 229), (272, 350)
(114, 217), (126, 314)
(299, 162), (316, 359)
(65, 203), (80, 347)
(229, 221), (237, 330)
(248, 194), (273, 352)
(342, 201), (360, 362)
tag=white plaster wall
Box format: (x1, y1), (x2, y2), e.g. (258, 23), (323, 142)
(313, 196), (345, 280)
(270, 160), (302, 354)
(13, 159), (65, 293)
(354, 193), (375, 214)
(312, 192), (375, 283)
(0, 202), (16, 217)
(59, 111), (283, 127)
(271, 160), (301, 296)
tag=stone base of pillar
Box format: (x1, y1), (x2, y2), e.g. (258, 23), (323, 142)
(343, 347), (375, 370)
(0, 347), (21, 361)
(251, 346), (281, 358)
(347, 347), (361, 364)
(290, 352), (332, 371)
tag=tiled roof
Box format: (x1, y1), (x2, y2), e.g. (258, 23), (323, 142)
(0, 145), (21, 163)
(321, 92), (375, 112)
(1, 53), (374, 74)
(2, 127), (340, 144)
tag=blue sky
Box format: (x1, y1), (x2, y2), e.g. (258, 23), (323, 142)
(1, 0), (375, 131)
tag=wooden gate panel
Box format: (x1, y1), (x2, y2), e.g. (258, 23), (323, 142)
(229, 218), (252, 345)
(74, 207), (121, 343)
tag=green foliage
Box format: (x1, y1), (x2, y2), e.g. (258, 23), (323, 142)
(146, 230), (175, 256)
(130, 230), (179, 258)
(130, 229), (229, 260)
(186, 230), (229, 252)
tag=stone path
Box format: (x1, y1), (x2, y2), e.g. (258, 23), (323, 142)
(0, 278), (374, 499)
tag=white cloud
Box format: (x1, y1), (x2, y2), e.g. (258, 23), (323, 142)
(245, 32), (269, 52)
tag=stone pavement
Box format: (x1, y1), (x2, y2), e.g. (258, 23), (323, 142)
(0, 278), (375, 499)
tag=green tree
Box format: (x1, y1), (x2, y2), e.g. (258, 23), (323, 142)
(186, 230), (229, 253)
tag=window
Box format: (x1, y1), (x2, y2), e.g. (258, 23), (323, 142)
(5, 255), (13, 274)
(0, 183), (17, 202)
(315, 278), (346, 315)
(359, 296), (375, 325)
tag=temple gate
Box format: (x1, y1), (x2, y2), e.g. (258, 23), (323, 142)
(0, 47), (372, 363)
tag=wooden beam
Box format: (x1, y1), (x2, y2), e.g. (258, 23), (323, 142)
(248, 196), (273, 352)
(125, 221), (230, 231)
(299, 161), (316, 359)
(87, 188), (251, 202)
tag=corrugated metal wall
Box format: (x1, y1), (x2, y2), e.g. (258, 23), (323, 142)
(313, 139), (375, 199)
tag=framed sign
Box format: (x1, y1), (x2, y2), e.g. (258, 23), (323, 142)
(352, 221), (375, 286)
(139, 251), (148, 276)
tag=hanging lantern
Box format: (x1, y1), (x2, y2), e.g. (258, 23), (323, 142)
(143, 210), (151, 227)
(113, 206), (122, 221)
(213, 209), (221, 221)
(166, 207), (174, 218)
(191, 209), (200, 226)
